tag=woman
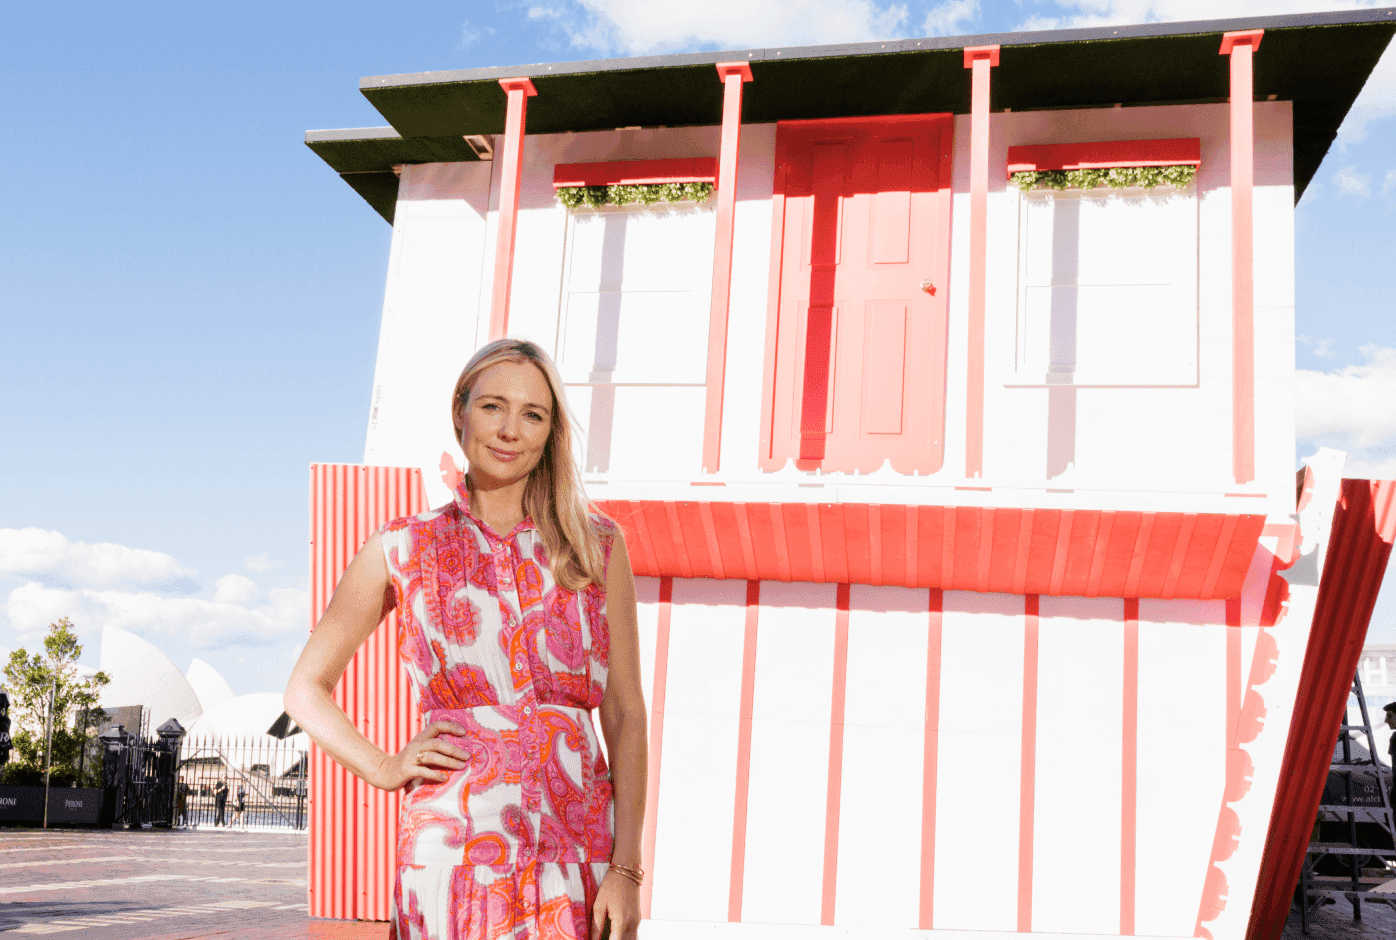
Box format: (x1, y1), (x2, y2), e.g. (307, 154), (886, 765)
(284, 339), (647, 940)
(230, 783), (247, 828)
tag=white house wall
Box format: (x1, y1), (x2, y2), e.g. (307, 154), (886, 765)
(363, 161), (494, 480)
(367, 103), (1294, 522)
(625, 494), (1335, 940)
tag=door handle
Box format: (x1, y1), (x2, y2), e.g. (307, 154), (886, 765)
(920, 279), (936, 295)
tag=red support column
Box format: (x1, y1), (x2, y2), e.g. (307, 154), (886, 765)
(489, 77), (538, 341)
(963, 45), (999, 479)
(1221, 31), (1262, 485)
(701, 61), (753, 473)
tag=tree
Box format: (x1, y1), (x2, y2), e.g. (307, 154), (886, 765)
(1, 618), (109, 787)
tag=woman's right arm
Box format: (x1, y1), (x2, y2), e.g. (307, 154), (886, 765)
(283, 530), (468, 791)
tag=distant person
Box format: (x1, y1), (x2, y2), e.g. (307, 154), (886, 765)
(1384, 703), (1396, 811)
(230, 784), (247, 829)
(285, 339), (647, 940)
(176, 781), (189, 827)
(213, 778), (229, 827)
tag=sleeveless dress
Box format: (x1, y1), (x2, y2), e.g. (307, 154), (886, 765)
(378, 481), (616, 940)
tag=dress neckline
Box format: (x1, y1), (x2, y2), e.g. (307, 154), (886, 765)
(453, 478), (536, 543)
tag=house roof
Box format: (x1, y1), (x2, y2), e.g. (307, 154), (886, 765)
(308, 7), (1396, 222)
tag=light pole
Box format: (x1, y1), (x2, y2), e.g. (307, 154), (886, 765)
(41, 675), (56, 829)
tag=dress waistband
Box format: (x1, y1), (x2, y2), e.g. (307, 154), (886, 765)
(424, 703), (593, 723)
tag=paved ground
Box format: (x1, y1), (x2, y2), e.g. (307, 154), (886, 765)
(0, 827), (385, 939)
(2, 826), (1394, 938)
(1281, 890), (1396, 940)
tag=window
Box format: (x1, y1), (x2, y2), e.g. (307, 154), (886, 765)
(556, 203), (715, 475)
(1010, 179), (1199, 388)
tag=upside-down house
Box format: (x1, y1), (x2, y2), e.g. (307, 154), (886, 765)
(304, 10), (1396, 940)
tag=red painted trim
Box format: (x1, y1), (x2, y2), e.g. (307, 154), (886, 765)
(1221, 33), (1258, 485)
(821, 583), (851, 926)
(640, 576), (672, 920)
(963, 44), (1001, 67)
(964, 47), (997, 478)
(1018, 594), (1039, 932)
(778, 113), (952, 129)
(1006, 138), (1201, 176)
(488, 78), (537, 341)
(1246, 480), (1396, 940)
(552, 158), (718, 188)
(701, 63), (752, 473)
(727, 581), (760, 922)
(596, 500), (1268, 600)
(1220, 29), (1264, 54)
(1120, 598), (1139, 936)
(715, 61), (754, 82)
(919, 589), (944, 930)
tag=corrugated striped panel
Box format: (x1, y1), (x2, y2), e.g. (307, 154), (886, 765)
(594, 500), (1267, 600)
(308, 463), (427, 922)
(1247, 478), (1396, 940)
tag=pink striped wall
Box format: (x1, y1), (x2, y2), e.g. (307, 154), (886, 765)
(303, 473), (1349, 935)
(308, 463), (427, 921)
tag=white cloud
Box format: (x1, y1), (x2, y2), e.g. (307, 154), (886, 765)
(924, 0), (978, 35)
(243, 553), (278, 573)
(459, 20), (482, 46)
(1015, 2), (1395, 142)
(1334, 165), (1372, 197)
(1297, 344), (1396, 449)
(1343, 454), (1396, 479)
(546, 0), (908, 54)
(0, 528), (195, 590)
(1298, 335), (1337, 358)
(213, 574), (259, 606)
(1382, 169), (1396, 197)
(5, 581), (307, 650)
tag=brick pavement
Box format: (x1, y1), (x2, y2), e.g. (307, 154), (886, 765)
(3, 826), (1393, 938)
(0, 827), (387, 939)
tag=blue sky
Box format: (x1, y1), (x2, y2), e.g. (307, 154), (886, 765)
(2, 0), (1394, 697)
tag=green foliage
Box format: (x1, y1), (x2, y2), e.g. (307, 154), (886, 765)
(1011, 165), (1197, 193)
(555, 182), (715, 210)
(3, 618), (109, 787)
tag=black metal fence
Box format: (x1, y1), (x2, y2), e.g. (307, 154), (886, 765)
(100, 721), (183, 828)
(178, 735), (308, 830)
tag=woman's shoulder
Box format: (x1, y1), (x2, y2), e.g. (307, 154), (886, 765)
(378, 505), (452, 539)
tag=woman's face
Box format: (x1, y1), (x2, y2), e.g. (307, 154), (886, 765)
(454, 359), (554, 490)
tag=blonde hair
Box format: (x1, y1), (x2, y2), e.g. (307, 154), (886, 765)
(450, 338), (607, 591)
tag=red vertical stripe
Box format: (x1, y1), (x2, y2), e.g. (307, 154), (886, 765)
(489, 78), (536, 340)
(1226, 597), (1242, 747)
(1018, 594), (1040, 932)
(821, 583), (852, 925)
(701, 62), (753, 472)
(919, 589), (944, 929)
(728, 581), (761, 921)
(1121, 598), (1139, 935)
(640, 577), (673, 920)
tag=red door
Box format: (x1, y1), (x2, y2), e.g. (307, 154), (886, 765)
(760, 115), (953, 474)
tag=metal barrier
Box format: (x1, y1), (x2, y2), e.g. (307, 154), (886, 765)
(100, 720), (183, 829)
(177, 734), (308, 830)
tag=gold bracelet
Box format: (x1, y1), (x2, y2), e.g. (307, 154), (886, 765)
(608, 863), (644, 886)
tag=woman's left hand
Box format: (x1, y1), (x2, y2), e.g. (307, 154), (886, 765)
(591, 871), (640, 940)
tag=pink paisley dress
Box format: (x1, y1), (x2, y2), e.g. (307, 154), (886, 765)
(378, 481), (615, 940)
